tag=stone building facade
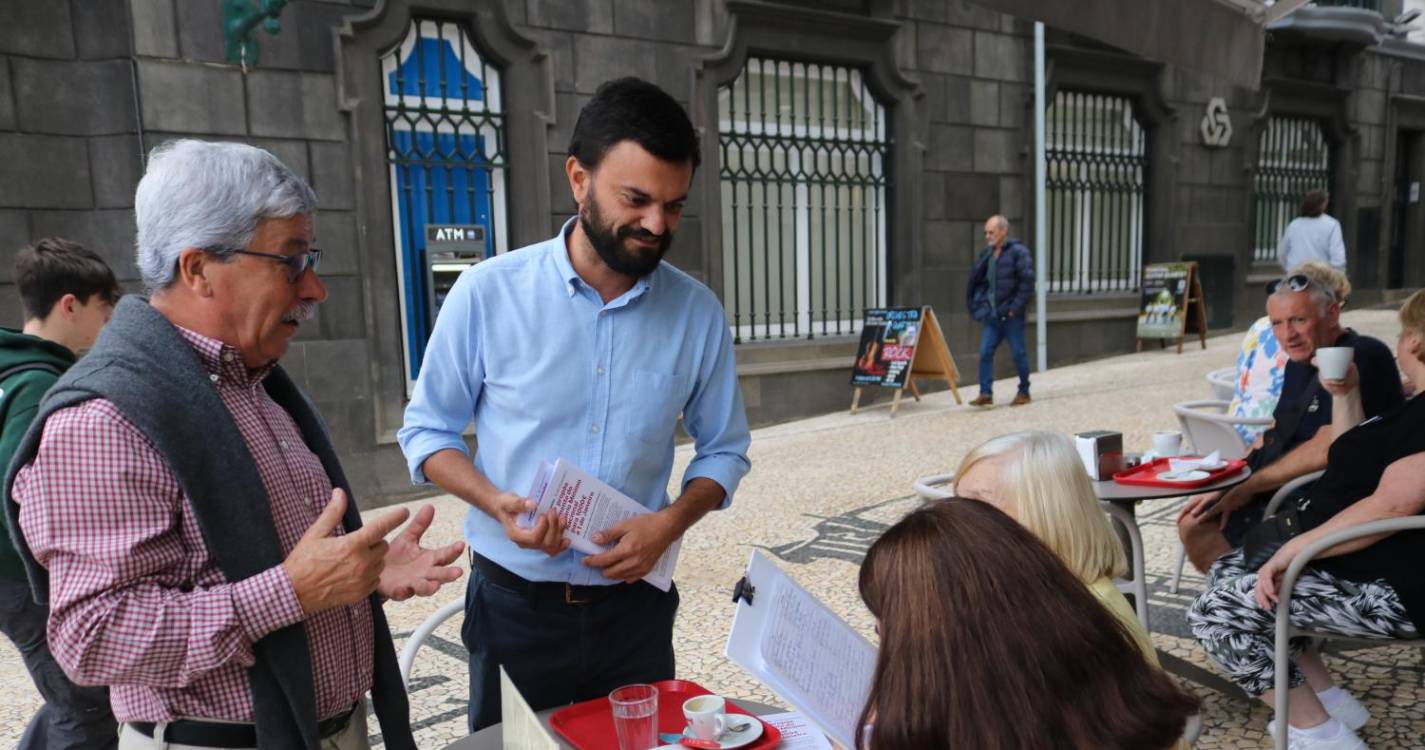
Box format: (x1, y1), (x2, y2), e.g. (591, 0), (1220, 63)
(1, 0), (1421, 501)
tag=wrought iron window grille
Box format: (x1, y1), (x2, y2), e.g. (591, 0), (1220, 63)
(1253, 116), (1332, 264)
(718, 58), (890, 343)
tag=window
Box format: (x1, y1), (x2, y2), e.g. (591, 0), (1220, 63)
(382, 18), (508, 386)
(1253, 116), (1331, 263)
(1046, 90), (1147, 293)
(718, 58), (889, 342)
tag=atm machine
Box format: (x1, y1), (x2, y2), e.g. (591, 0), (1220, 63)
(423, 223), (487, 330)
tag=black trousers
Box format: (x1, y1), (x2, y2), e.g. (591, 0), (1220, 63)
(0, 580), (117, 750)
(462, 567), (679, 732)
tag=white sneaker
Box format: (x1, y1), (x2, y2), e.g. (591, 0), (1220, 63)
(1284, 723), (1368, 750)
(1269, 692), (1371, 737)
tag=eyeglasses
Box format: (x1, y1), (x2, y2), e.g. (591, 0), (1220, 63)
(1265, 273), (1312, 296)
(228, 248), (323, 283)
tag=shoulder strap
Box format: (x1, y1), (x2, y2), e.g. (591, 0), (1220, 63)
(0, 362), (63, 387)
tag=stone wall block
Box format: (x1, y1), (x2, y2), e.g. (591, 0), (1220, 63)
(14, 59), (135, 136)
(614, 0), (694, 44)
(137, 60), (246, 135)
(944, 0), (1002, 29)
(247, 71), (345, 140)
(28, 209), (139, 279)
(528, 0), (614, 33)
(922, 172), (946, 220)
(0, 211), (30, 279)
(937, 75), (971, 124)
(1355, 89), (1386, 126)
(574, 35), (660, 94)
(0, 133), (92, 209)
(175, 0), (226, 63)
(131, 0), (179, 58)
(89, 134), (145, 208)
(0, 60), (15, 130)
(315, 211), (360, 275)
(999, 175), (1023, 220)
(973, 32), (1028, 82)
(0, 0), (74, 58)
(916, 25), (974, 76)
(316, 276), (366, 340)
(927, 123), (974, 171)
(972, 128), (1019, 174)
(74, 0), (133, 59)
(310, 141), (355, 210)
(302, 337), (369, 399)
(969, 79), (999, 126)
(0, 285), (22, 329)
(998, 82), (1027, 129)
(943, 172), (1000, 221)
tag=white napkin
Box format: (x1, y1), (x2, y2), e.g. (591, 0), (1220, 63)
(1169, 451), (1225, 472)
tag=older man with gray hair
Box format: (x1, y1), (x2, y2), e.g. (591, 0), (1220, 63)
(3, 140), (463, 750)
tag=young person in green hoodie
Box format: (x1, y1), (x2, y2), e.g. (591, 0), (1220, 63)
(0, 237), (120, 750)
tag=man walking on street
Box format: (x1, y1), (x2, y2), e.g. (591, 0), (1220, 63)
(967, 215), (1034, 406)
(0, 238), (121, 749)
(398, 78), (752, 731)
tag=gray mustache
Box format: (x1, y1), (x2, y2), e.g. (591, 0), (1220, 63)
(282, 301), (317, 324)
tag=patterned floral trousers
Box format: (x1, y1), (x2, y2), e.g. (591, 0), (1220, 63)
(1187, 549), (1419, 697)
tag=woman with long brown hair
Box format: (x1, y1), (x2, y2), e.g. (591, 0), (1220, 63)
(856, 499), (1198, 750)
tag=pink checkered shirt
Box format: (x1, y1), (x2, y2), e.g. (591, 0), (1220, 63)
(13, 326), (373, 723)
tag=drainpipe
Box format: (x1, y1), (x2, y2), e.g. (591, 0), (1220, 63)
(1034, 20), (1048, 372)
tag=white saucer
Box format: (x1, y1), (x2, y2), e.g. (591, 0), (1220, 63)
(1156, 469), (1210, 483)
(683, 717), (765, 749)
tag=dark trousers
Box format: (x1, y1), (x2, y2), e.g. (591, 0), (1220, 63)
(461, 568), (679, 732)
(977, 314), (1030, 397)
(0, 580), (117, 750)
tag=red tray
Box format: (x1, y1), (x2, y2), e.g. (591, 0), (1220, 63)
(548, 679), (782, 750)
(1112, 456), (1247, 488)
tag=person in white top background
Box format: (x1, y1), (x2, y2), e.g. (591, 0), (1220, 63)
(1278, 190), (1347, 273)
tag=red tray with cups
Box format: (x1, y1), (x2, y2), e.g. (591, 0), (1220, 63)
(547, 679), (782, 750)
(1112, 456), (1247, 489)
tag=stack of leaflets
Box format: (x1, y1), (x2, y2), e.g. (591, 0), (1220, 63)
(521, 458), (681, 591)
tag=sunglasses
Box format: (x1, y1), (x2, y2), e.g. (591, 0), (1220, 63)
(228, 248), (323, 283)
(1264, 273), (1312, 296)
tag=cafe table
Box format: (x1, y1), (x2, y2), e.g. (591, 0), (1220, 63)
(442, 698), (785, 749)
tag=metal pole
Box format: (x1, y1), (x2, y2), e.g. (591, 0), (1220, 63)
(1034, 21), (1048, 372)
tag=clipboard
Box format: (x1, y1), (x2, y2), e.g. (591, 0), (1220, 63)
(724, 551), (876, 750)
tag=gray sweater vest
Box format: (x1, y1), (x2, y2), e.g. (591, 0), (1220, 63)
(3, 297), (414, 750)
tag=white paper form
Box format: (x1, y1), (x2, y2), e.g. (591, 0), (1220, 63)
(759, 711), (833, 750)
(725, 551), (876, 750)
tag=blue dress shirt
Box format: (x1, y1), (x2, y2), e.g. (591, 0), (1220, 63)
(398, 219), (752, 585)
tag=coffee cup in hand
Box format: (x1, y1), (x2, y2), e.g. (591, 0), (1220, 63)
(683, 695), (728, 741)
(1151, 431), (1183, 458)
(1316, 346), (1354, 381)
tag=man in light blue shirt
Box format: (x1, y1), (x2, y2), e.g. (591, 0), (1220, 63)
(397, 78), (751, 731)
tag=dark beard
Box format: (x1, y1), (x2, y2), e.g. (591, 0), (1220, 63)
(579, 188), (673, 278)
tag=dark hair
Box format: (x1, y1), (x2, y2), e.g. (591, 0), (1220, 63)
(568, 77), (700, 171)
(1300, 190), (1329, 217)
(857, 499), (1198, 750)
(13, 238), (121, 321)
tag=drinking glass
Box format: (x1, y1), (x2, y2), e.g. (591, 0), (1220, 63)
(610, 684), (659, 750)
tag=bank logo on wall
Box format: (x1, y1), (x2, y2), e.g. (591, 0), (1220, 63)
(382, 18), (508, 385)
(1200, 97), (1232, 148)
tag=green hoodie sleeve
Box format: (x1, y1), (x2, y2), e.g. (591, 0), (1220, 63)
(0, 373), (58, 581)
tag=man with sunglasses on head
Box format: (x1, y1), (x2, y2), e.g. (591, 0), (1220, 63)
(1177, 269), (1403, 575)
(4, 140), (465, 750)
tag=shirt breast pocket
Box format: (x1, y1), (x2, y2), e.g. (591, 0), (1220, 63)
(628, 368), (690, 446)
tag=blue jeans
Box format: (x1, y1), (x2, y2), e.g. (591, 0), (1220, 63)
(978, 314), (1030, 397)
(0, 580), (117, 750)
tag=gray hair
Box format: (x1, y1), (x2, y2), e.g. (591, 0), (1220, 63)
(135, 140), (317, 292)
(988, 215), (1009, 233)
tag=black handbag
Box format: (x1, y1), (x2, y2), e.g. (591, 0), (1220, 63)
(1240, 507), (1305, 570)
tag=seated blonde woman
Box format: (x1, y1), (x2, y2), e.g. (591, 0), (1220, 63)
(954, 430), (1155, 661)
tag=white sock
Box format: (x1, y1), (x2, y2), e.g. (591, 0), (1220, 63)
(1316, 686), (1348, 710)
(1293, 718), (1345, 740)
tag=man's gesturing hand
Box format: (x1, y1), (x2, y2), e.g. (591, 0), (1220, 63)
(378, 504), (466, 602)
(284, 489), (410, 615)
(491, 491), (569, 557)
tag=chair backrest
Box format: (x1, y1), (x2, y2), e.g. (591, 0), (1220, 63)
(912, 473), (955, 501)
(1206, 367), (1236, 401)
(1172, 400), (1256, 459)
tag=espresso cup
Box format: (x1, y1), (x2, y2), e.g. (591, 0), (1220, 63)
(1151, 431), (1183, 458)
(1316, 346), (1354, 381)
(683, 695), (728, 741)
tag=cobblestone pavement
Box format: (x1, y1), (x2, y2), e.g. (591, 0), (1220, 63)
(4, 308), (1422, 748)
